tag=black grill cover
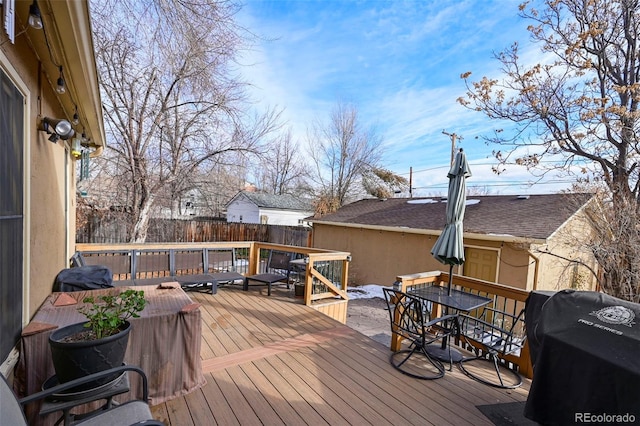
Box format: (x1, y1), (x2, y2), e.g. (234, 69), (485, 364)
(525, 290), (640, 424)
(524, 290), (555, 369)
(54, 265), (114, 292)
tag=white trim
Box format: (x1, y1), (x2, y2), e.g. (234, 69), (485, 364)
(0, 48), (31, 324)
(63, 143), (77, 262)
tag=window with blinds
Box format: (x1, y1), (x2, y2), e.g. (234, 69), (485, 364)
(0, 68), (24, 361)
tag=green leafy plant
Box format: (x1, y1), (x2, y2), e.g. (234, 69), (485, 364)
(78, 289), (147, 339)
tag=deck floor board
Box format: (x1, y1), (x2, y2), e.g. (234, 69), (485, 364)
(200, 372), (240, 425)
(151, 286), (531, 426)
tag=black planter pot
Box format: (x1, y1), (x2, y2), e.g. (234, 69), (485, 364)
(49, 321), (131, 389)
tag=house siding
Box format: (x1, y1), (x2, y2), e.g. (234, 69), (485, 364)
(226, 193), (313, 226)
(1, 1), (104, 370)
(312, 224), (438, 286)
(1, 39), (71, 320)
(227, 197), (260, 223)
(256, 208), (310, 226)
(312, 222), (597, 291)
(533, 208), (598, 292)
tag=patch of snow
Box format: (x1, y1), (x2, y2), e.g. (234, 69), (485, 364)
(347, 284), (389, 299)
(466, 199), (480, 205)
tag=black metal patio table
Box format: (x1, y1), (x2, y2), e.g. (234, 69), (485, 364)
(408, 285), (492, 362)
(409, 285), (492, 312)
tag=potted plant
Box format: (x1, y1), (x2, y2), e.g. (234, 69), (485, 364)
(48, 289), (146, 388)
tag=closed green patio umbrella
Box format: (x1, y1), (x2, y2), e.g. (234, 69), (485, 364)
(431, 148), (472, 295)
(428, 148), (471, 363)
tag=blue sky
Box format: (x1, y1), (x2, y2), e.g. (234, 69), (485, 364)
(237, 0), (576, 196)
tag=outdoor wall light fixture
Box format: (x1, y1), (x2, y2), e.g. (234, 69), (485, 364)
(39, 117), (75, 142)
(56, 67), (65, 94)
(28, 1), (43, 30)
(72, 106), (79, 125)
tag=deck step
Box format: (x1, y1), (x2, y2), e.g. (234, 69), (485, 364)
(310, 299), (348, 323)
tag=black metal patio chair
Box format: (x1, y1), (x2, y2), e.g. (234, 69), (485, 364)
(458, 307), (526, 389)
(2, 365), (164, 425)
(244, 250), (294, 296)
(383, 288), (459, 380)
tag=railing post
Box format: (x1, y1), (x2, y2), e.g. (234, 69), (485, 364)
(341, 257), (350, 291)
(304, 259), (312, 305)
(202, 248), (208, 274)
(389, 288), (404, 352)
(131, 249), (138, 280)
(519, 340), (534, 379)
(248, 242), (259, 276)
(169, 249), (176, 276)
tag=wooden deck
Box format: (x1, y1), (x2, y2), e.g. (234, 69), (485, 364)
(149, 285), (531, 425)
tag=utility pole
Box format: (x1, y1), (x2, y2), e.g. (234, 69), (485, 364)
(442, 130), (463, 165)
(409, 167), (413, 198)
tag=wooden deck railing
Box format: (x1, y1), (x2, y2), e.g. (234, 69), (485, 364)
(393, 271), (533, 379)
(75, 242), (351, 320)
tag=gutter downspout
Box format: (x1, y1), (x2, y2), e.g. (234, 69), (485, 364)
(529, 249), (540, 291)
(89, 145), (103, 158)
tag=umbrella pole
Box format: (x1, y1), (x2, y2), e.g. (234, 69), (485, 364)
(429, 264), (463, 363)
(441, 264), (454, 350)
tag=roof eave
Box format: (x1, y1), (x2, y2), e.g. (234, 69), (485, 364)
(39, 0), (106, 153)
(546, 195), (595, 241)
(309, 220), (546, 244)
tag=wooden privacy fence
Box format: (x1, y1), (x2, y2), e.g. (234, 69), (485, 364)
(76, 216), (312, 247)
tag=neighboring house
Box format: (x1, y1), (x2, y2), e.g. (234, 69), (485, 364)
(79, 175), (238, 220)
(153, 187), (217, 219)
(309, 193), (598, 292)
(0, 1), (105, 372)
(226, 191), (314, 226)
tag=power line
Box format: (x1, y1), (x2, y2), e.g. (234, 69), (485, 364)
(398, 159), (593, 176)
(415, 179), (580, 190)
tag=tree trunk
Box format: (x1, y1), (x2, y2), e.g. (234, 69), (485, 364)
(130, 196), (155, 243)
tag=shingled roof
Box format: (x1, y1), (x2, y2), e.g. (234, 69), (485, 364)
(230, 191), (313, 211)
(309, 193), (593, 240)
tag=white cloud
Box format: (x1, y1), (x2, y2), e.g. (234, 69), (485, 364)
(236, 0), (574, 195)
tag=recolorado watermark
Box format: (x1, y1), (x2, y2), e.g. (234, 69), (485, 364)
(576, 412), (636, 423)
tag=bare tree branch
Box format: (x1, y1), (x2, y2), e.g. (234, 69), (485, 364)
(459, 0), (640, 301)
(90, 0), (282, 241)
(307, 101), (384, 212)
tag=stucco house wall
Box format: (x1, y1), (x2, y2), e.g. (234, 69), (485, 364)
(1, 0), (105, 370)
(312, 224), (543, 289)
(310, 195), (598, 292)
(532, 206), (598, 292)
(2, 26), (71, 318)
